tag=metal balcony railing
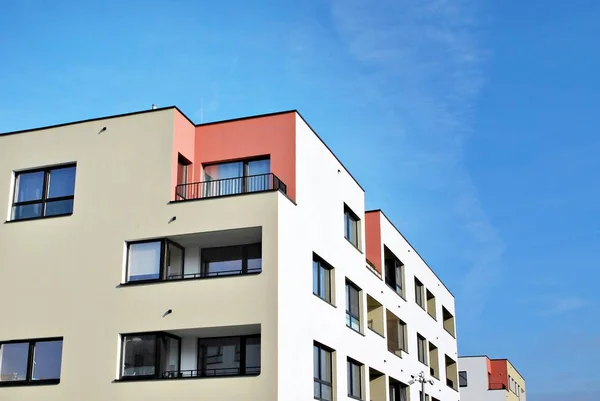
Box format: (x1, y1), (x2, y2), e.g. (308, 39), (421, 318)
(175, 173), (286, 201)
(489, 383), (507, 390)
(161, 366), (261, 379)
(166, 266), (262, 280)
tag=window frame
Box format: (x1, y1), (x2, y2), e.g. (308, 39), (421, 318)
(347, 358), (363, 400)
(459, 371), (468, 387)
(417, 334), (428, 365)
(125, 238), (185, 283)
(313, 254), (333, 304)
(11, 164), (76, 221)
(0, 337), (63, 387)
(202, 157), (271, 195)
(314, 342), (333, 401)
(345, 280), (361, 333)
(343, 204), (360, 249)
(197, 334), (261, 377)
(414, 278), (425, 309)
(384, 247), (405, 298)
(120, 331), (182, 380)
(200, 243), (262, 277)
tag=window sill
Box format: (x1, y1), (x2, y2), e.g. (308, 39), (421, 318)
(344, 237), (363, 254)
(115, 373), (260, 383)
(368, 327), (385, 339)
(313, 293), (337, 308)
(348, 395), (363, 401)
(0, 379), (60, 387)
(346, 325), (365, 337)
(118, 271), (262, 287)
(4, 213), (72, 224)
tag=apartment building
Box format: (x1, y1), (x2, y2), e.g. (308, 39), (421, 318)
(0, 106), (458, 401)
(458, 356), (526, 401)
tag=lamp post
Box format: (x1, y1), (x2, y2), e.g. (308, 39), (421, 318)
(408, 371), (434, 401)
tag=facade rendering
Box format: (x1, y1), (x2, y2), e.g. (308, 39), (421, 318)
(458, 356), (526, 401)
(0, 106), (458, 401)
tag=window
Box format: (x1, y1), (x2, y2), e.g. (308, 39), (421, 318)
(445, 355), (458, 390)
(177, 154), (191, 185)
(384, 247), (404, 297)
(426, 290), (437, 319)
(203, 158), (271, 196)
(414, 278), (425, 308)
(313, 254), (333, 303)
(198, 335), (260, 377)
(346, 281), (361, 332)
(121, 332), (180, 379)
(442, 307), (456, 337)
(314, 343), (333, 401)
(459, 371), (468, 387)
(201, 243), (262, 276)
(347, 358), (363, 400)
(0, 338), (63, 385)
(389, 378), (409, 401)
(417, 334), (427, 365)
(386, 310), (407, 356)
(126, 239), (184, 282)
(344, 204), (360, 248)
(11, 164), (76, 220)
(428, 342), (439, 379)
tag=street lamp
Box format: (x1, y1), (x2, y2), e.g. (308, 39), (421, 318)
(408, 371), (434, 401)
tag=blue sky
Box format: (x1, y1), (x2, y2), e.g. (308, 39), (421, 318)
(1, 1), (599, 399)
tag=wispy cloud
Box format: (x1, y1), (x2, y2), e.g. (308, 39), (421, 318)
(541, 297), (588, 315)
(329, 0), (502, 315)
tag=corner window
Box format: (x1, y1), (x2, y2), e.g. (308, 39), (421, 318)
(417, 334), (427, 365)
(384, 246), (404, 297)
(0, 338), (63, 386)
(314, 343), (333, 401)
(126, 239), (184, 282)
(347, 358), (363, 400)
(345, 281), (361, 332)
(197, 335), (260, 377)
(121, 332), (181, 379)
(11, 164), (76, 221)
(414, 278), (425, 309)
(459, 371), (468, 387)
(313, 254), (333, 303)
(344, 204), (360, 248)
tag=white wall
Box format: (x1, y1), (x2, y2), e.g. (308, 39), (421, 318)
(459, 357), (507, 401)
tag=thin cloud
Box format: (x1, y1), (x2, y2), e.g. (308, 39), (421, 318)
(541, 297), (588, 316)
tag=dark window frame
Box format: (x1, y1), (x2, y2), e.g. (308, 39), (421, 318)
(384, 246), (404, 298)
(389, 379), (409, 401)
(0, 337), (63, 387)
(345, 280), (361, 333)
(11, 164), (76, 221)
(201, 243), (262, 277)
(197, 334), (260, 378)
(347, 358), (363, 400)
(124, 238), (185, 283)
(313, 254), (333, 304)
(414, 278), (425, 309)
(203, 156), (271, 194)
(459, 371), (468, 387)
(120, 331), (182, 380)
(177, 154), (191, 185)
(417, 333), (428, 365)
(314, 342), (333, 401)
(343, 204), (360, 249)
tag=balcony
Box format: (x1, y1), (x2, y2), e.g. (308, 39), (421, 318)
(174, 173), (287, 201)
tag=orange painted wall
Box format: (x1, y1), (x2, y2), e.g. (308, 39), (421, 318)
(365, 211), (382, 274)
(194, 112), (297, 201)
(489, 359), (508, 389)
(172, 109), (196, 199)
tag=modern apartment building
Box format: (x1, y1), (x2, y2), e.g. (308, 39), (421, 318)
(458, 356), (526, 401)
(0, 106), (458, 401)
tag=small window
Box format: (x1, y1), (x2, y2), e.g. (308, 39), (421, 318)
(344, 204), (360, 248)
(345, 281), (361, 332)
(389, 378), (409, 401)
(459, 371), (468, 387)
(121, 332), (181, 379)
(0, 338), (63, 386)
(384, 247), (404, 297)
(347, 358), (363, 400)
(314, 343), (333, 401)
(414, 278), (425, 308)
(11, 164), (76, 221)
(126, 239), (185, 282)
(417, 334), (427, 365)
(313, 254), (333, 303)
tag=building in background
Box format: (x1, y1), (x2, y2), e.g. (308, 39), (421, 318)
(0, 106), (458, 401)
(458, 356), (526, 401)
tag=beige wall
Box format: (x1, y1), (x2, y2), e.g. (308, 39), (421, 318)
(0, 109), (281, 400)
(507, 361), (526, 401)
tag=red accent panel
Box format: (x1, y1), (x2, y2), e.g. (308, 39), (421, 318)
(489, 359), (508, 390)
(365, 211), (382, 274)
(194, 113), (296, 201)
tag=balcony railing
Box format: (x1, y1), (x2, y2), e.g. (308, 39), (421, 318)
(161, 366), (260, 379)
(166, 266), (262, 280)
(175, 173), (287, 201)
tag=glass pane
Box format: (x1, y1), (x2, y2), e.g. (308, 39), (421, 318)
(15, 171), (44, 202)
(313, 345), (319, 378)
(352, 363), (361, 396)
(47, 166), (76, 198)
(202, 246), (244, 276)
(320, 349), (331, 382)
(45, 199), (73, 216)
(322, 384), (332, 401)
(313, 262), (319, 295)
(12, 203), (42, 220)
(247, 159), (270, 175)
(128, 242), (162, 281)
(165, 242), (184, 279)
(247, 244), (262, 273)
(344, 213), (349, 240)
(349, 286), (360, 316)
(0, 342), (29, 381)
(320, 267), (330, 301)
(203, 162), (243, 196)
(245, 337), (261, 374)
(314, 381), (321, 398)
(198, 337), (240, 376)
(159, 336), (180, 378)
(246, 159), (271, 192)
(122, 335), (156, 376)
(32, 340), (63, 380)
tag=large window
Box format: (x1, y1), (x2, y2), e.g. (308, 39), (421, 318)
(126, 239), (184, 282)
(347, 358), (363, 400)
(344, 204), (360, 248)
(414, 278), (425, 309)
(417, 334), (427, 365)
(121, 332), (181, 379)
(345, 281), (361, 332)
(197, 335), (260, 377)
(11, 164), (76, 221)
(203, 158), (271, 197)
(313, 254), (333, 303)
(386, 310), (407, 356)
(0, 338), (63, 385)
(384, 247), (404, 297)
(201, 243), (262, 277)
(389, 378), (409, 401)
(314, 343), (333, 401)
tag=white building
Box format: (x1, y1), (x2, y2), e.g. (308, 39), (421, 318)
(0, 107), (459, 401)
(458, 356), (526, 401)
